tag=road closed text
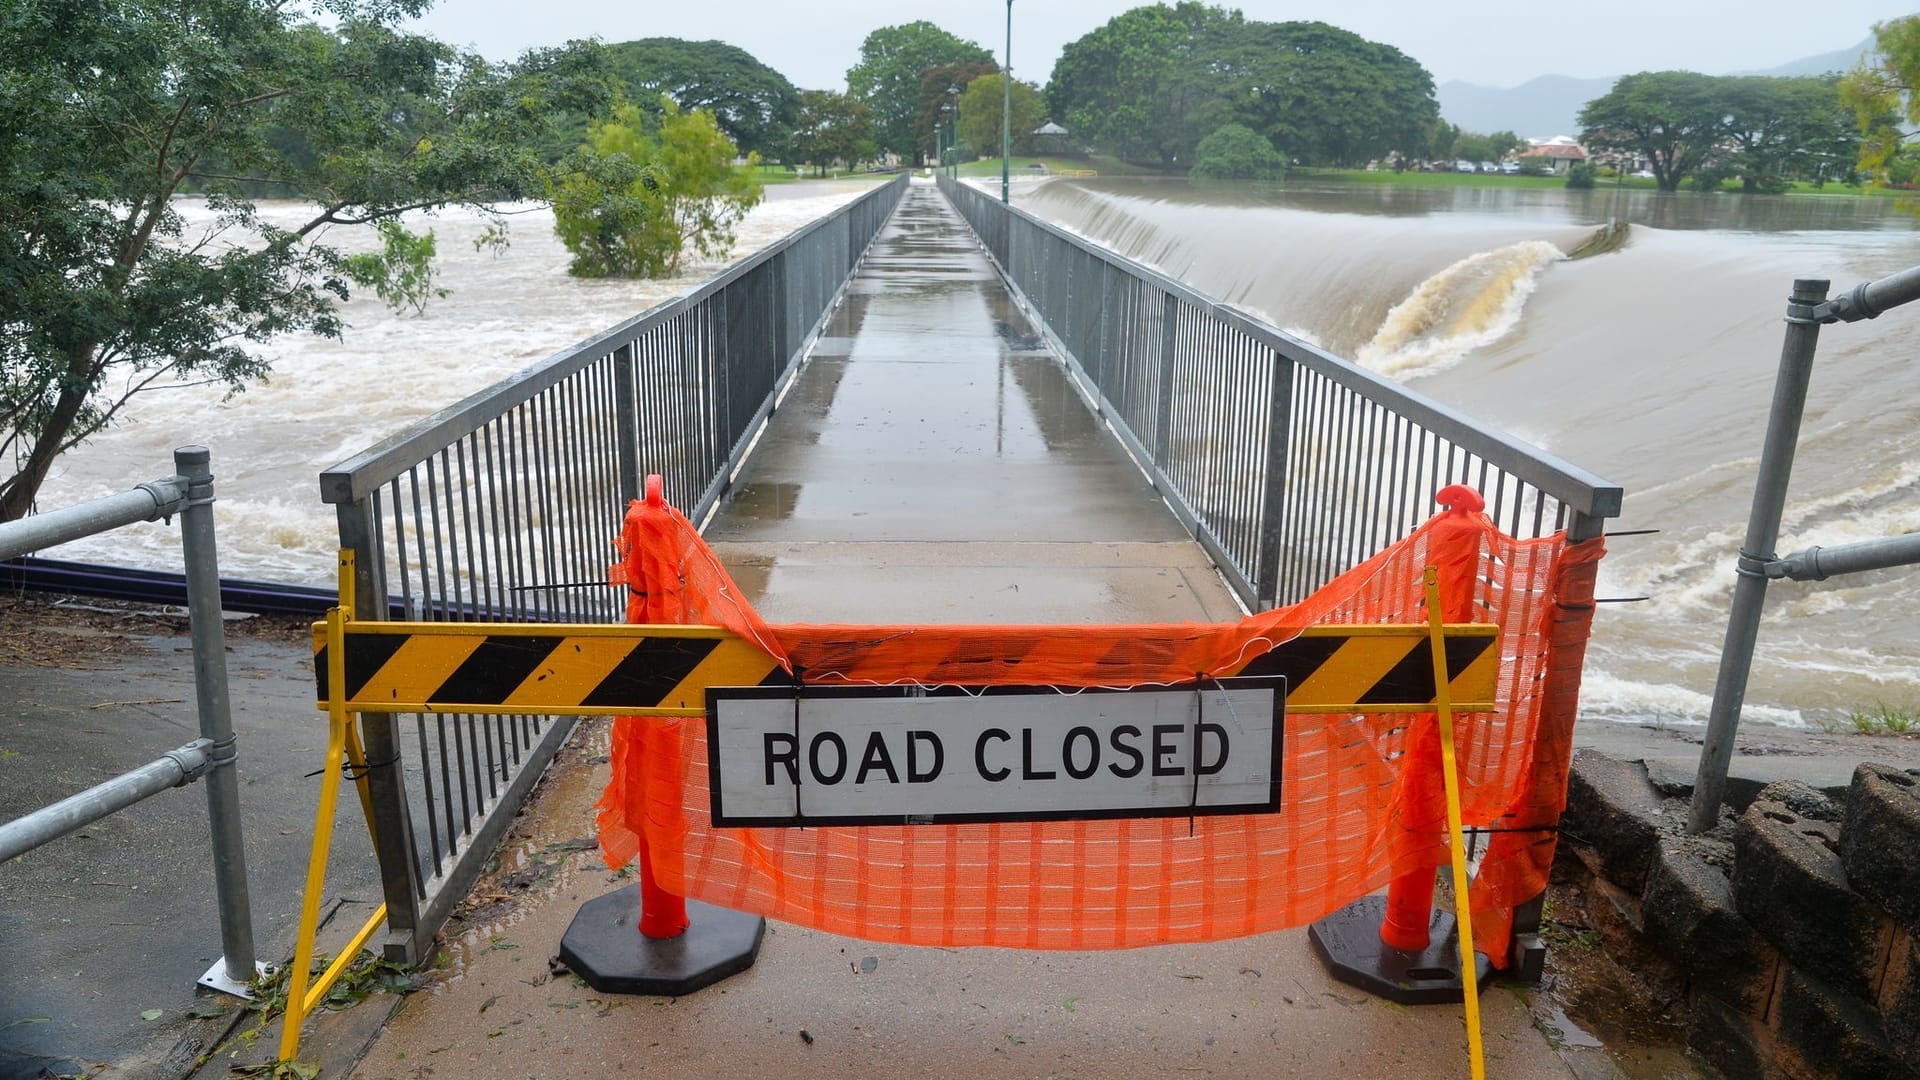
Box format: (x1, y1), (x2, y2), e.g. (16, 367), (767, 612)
(707, 679), (1283, 826)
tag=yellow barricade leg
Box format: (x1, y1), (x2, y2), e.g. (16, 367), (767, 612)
(277, 597), (350, 1063)
(1425, 567), (1486, 1080)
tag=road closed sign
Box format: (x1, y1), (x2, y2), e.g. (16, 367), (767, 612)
(706, 677), (1283, 827)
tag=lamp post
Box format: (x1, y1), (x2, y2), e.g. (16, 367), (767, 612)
(1002, 0), (1013, 203)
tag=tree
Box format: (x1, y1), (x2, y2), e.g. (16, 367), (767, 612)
(1213, 21), (1438, 168)
(1425, 119), (1463, 165)
(917, 60), (1000, 163)
(1190, 124), (1286, 180)
(1452, 130), (1525, 164)
(606, 39), (799, 162)
(1048, 8), (1438, 169)
(1721, 76), (1854, 192)
(0, 0), (607, 520)
(1048, 2), (1241, 168)
(791, 90), (877, 177)
(549, 99), (764, 279)
(1578, 71), (1725, 192)
(846, 22), (995, 164)
(1841, 15), (1920, 191)
(956, 75), (1043, 160)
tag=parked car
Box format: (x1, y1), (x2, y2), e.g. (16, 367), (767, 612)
(1479, 161), (1499, 175)
(1455, 160), (1477, 173)
(1498, 161), (1521, 174)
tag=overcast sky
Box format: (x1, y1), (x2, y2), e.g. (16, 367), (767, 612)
(406, 1), (1914, 92)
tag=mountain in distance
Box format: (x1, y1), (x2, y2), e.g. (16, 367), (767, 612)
(1437, 36), (1875, 139)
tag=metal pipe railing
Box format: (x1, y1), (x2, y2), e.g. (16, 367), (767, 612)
(0, 477), (187, 558)
(0, 446), (258, 990)
(1691, 265), (1920, 831)
(0, 739), (213, 861)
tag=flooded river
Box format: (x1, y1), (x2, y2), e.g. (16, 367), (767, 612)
(1021, 177), (1920, 727)
(30, 175), (1920, 728)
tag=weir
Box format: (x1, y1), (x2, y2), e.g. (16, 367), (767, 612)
(307, 174), (1622, 1016)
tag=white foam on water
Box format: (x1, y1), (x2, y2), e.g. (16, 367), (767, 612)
(29, 187), (873, 587)
(1354, 241), (1565, 379)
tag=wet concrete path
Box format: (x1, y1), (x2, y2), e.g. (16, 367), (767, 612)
(704, 180), (1239, 625)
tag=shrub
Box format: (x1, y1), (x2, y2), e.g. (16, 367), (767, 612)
(1191, 124), (1286, 181)
(550, 98), (765, 278)
(1565, 163), (1596, 189)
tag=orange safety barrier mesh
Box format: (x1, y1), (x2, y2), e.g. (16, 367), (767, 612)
(597, 488), (1604, 964)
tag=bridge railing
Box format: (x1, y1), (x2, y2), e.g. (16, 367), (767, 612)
(937, 175), (1623, 606)
(316, 175), (908, 962)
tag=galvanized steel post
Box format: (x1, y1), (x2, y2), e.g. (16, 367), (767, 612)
(174, 446), (258, 986)
(1688, 279), (1830, 834)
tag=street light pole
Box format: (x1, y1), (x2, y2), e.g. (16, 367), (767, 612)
(1002, 0), (1013, 204)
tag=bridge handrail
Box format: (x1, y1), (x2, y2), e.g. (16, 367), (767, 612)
(936, 174), (1621, 607)
(322, 177), (909, 505)
(310, 175), (909, 966)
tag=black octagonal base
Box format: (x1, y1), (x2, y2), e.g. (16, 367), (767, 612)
(559, 886), (765, 996)
(1307, 893), (1494, 1005)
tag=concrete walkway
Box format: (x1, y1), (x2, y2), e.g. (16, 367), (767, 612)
(338, 182), (1577, 1080)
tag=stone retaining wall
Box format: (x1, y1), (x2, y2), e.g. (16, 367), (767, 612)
(1557, 750), (1920, 1080)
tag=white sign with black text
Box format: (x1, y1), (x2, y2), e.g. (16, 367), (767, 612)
(706, 678), (1284, 827)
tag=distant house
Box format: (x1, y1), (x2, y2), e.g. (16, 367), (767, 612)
(1518, 137), (1589, 176)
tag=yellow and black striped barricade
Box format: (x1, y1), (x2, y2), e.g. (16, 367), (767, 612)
(280, 574), (1497, 1062)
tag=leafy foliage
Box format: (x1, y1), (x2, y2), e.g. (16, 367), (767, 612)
(1565, 163), (1597, 189)
(1190, 124), (1286, 179)
(1048, 6), (1437, 169)
(846, 21), (996, 163)
(1841, 16), (1920, 192)
(342, 221), (446, 315)
(917, 60), (1001, 163)
(956, 75), (1043, 161)
(791, 90), (877, 176)
(1578, 71), (1724, 192)
(1581, 71), (1855, 192)
(605, 38), (800, 162)
(548, 99), (764, 279)
(0, 0), (608, 519)
(1047, 2), (1239, 168)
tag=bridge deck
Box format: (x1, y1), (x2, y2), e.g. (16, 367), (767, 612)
(707, 181), (1241, 625)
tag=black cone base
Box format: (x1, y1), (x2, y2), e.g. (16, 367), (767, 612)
(559, 886), (765, 996)
(1307, 893), (1495, 1005)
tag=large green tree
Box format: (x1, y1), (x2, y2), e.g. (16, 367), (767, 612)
(790, 90), (877, 177)
(1047, 2), (1241, 168)
(606, 38), (799, 162)
(1721, 76), (1855, 192)
(1213, 20), (1437, 167)
(1047, 6), (1436, 169)
(1578, 71), (1727, 191)
(956, 75), (1043, 160)
(0, 0), (606, 520)
(846, 21), (995, 165)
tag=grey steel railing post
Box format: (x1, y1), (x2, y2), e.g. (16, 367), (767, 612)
(173, 446), (258, 987)
(1254, 350), (1294, 609)
(335, 497), (428, 960)
(1152, 293), (1179, 464)
(612, 342), (641, 507)
(1688, 278), (1830, 834)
